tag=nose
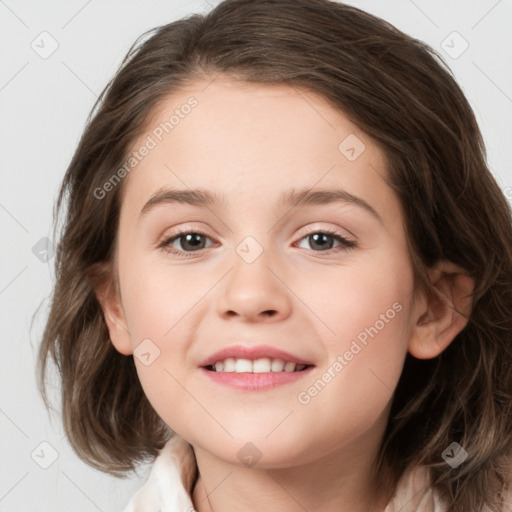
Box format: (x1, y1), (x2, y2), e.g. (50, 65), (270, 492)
(216, 247), (292, 323)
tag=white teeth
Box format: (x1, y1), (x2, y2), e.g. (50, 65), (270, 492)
(271, 359), (285, 372)
(253, 358), (271, 373)
(211, 357), (308, 373)
(283, 362), (296, 372)
(235, 359), (252, 373)
(223, 358), (236, 372)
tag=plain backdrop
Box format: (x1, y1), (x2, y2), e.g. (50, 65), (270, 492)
(1, 0), (511, 510)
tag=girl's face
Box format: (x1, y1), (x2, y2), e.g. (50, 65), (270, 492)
(105, 76), (425, 469)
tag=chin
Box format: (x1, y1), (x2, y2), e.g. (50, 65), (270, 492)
(192, 427), (314, 468)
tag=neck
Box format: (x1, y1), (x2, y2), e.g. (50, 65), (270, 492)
(191, 411), (395, 512)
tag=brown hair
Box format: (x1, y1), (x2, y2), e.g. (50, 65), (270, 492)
(37, 0), (512, 509)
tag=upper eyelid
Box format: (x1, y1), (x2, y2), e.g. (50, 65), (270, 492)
(162, 222), (354, 239)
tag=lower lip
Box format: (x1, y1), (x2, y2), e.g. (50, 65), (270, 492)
(199, 367), (314, 391)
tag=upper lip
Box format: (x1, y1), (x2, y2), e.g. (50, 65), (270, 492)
(198, 345), (315, 367)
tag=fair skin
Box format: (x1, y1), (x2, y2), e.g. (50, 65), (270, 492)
(95, 76), (474, 511)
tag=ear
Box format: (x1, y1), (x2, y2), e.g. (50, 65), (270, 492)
(408, 260), (475, 359)
(88, 262), (133, 356)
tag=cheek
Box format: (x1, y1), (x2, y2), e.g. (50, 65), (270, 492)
(118, 251), (193, 341)
(306, 250), (413, 403)
(301, 249), (411, 351)
(117, 254), (205, 429)
(293, 294), (410, 465)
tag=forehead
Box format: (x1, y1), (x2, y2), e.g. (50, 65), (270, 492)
(119, 76), (400, 229)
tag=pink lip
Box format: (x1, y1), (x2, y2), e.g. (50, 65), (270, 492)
(198, 344), (314, 368)
(200, 366), (314, 391)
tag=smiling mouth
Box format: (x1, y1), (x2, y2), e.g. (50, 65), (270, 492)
(204, 357), (314, 373)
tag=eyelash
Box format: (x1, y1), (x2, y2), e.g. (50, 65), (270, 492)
(157, 227), (356, 258)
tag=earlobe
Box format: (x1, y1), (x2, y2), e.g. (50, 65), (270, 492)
(88, 264), (133, 356)
(408, 260), (475, 360)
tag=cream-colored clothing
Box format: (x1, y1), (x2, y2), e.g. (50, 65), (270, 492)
(121, 434), (505, 512)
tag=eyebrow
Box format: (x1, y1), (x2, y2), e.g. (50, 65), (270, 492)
(139, 187), (382, 223)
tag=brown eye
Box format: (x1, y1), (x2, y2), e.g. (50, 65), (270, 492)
(295, 230), (356, 253)
(158, 230), (215, 256)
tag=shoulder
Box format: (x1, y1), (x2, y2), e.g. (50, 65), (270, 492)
(385, 464), (512, 512)
(384, 464), (447, 512)
(121, 435), (197, 512)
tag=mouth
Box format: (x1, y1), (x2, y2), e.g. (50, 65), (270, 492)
(198, 344), (314, 368)
(199, 361), (314, 391)
(199, 345), (315, 392)
(198, 345), (315, 391)
(203, 358), (313, 373)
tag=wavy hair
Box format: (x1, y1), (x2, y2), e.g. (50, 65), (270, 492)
(37, 1), (512, 509)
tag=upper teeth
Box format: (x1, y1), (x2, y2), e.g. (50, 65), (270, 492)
(212, 358), (307, 373)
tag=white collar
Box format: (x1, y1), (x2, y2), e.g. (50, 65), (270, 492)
(122, 434), (450, 512)
(122, 434), (196, 512)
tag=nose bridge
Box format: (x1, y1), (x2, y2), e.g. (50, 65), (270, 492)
(235, 234), (267, 266)
(227, 200), (279, 265)
(217, 230), (292, 321)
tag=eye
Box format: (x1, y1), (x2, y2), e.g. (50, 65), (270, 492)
(294, 229), (356, 253)
(158, 229), (215, 257)
(157, 228), (356, 257)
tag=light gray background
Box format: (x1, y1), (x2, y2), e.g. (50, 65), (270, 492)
(1, 0), (511, 510)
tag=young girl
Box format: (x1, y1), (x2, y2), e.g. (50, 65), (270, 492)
(37, 0), (512, 510)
